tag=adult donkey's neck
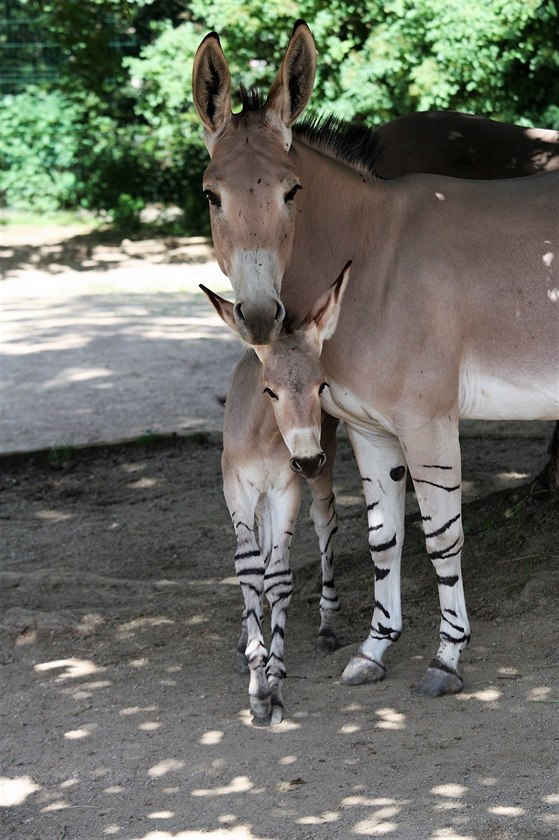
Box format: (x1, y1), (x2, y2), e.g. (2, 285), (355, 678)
(281, 138), (389, 323)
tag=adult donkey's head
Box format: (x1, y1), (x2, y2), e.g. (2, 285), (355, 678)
(192, 21), (316, 344)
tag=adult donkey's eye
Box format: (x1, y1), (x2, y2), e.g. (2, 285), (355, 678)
(203, 189), (221, 208)
(263, 387), (279, 400)
(284, 184), (301, 204)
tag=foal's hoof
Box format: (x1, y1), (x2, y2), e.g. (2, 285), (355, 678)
(249, 692), (272, 723)
(414, 665), (463, 697)
(340, 654), (386, 685)
(249, 694), (284, 726)
(316, 629), (338, 654)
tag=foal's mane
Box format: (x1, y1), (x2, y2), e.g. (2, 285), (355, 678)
(237, 86), (380, 176)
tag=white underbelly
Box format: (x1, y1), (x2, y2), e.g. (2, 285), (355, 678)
(458, 366), (559, 421)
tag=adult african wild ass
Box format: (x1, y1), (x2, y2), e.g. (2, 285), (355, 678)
(193, 21), (559, 696)
(193, 21), (559, 487)
(201, 267), (349, 724)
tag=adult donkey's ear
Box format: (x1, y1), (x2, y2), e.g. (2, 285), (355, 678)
(265, 20), (316, 143)
(302, 261), (352, 353)
(192, 32), (231, 153)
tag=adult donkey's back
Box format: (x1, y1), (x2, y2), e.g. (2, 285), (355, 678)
(193, 21), (559, 696)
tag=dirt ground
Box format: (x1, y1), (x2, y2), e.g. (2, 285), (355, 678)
(1, 228), (558, 840)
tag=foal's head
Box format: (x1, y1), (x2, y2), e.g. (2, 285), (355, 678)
(202, 262), (350, 479)
(192, 21), (316, 344)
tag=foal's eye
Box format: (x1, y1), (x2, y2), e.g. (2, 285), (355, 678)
(203, 189), (221, 208)
(319, 382), (329, 395)
(263, 387), (279, 400)
(284, 184), (301, 204)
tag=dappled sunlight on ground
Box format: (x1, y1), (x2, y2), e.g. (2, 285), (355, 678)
(2, 592), (558, 839)
(0, 235), (240, 452)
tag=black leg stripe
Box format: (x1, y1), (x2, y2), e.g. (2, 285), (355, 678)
(235, 549), (261, 561)
(237, 566), (265, 577)
(265, 570), (291, 582)
(374, 600), (390, 618)
(424, 513), (461, 539)
(374, 565), (391, 581)
(370, 533), (397, 552)
(430, 545), (464, 561)
(429, 537), (462, 560)
(240, 582), (261, 595)
(414, 478), (460, 492)
(323, 525), (338, 554)
(235, 521), (254, 532)
(269, 594), (292, 609)
(372, 626), (401, 641)
(441, 612), (465, 633)
(440, 631), (470, 644)
(422, 464), (453, 470)
(436, 574), (459, 587)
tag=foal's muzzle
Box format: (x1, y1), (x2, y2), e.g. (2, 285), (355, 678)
(290, 452), (327, 479)
(234, 299), (285, 345)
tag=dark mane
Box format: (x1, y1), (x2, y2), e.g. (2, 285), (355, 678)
(237, 85), (265, 113)
(235, 86), (381, 175)
(294, 113), (381, 175)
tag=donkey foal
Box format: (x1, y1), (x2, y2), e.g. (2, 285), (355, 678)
(201, 265), (349, 724)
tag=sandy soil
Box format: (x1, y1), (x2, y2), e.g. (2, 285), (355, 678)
(0, 228), (558, 840)
(0, 225), (241, 452)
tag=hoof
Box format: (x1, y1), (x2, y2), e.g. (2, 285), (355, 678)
(340, 654), (386, 685)
(250, 696), (284, 727)
(316, 630), (338, 654)
(236, 651), (249, 674)
(414, 666), (463, 697)
(270, 703), (284, 726)
(249, 692), (272, 722)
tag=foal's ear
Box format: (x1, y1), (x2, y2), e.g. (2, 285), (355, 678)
(199, 284), (237, 333)
(302, 261), (351, 352)
(265, 20), (316, 139)
(192, 32), (231, 152)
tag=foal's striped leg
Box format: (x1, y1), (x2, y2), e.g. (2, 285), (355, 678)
(222, 472), (269, 714)
(403, 418), (470, 696)
(262, 480), (301, 724)
(340, 427), (407, 685)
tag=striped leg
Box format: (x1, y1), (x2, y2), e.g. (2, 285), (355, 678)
(261, 482), (301, 724)
(340, 427), (407, 685)
(402, 419), (470, 696)
(223, 471), (270, 716)
(308, 414), (340, 652)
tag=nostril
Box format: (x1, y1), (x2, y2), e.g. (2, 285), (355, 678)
(274, 300), (285, 323)
(290, 458), (303, 473)
(318, 452), (327, 468)
(234, 302), (245, 323)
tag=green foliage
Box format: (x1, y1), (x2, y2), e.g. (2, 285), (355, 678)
(300, 0), (559, 125)
(0, 88), (81, 211)
(2, 0), (558, 229)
